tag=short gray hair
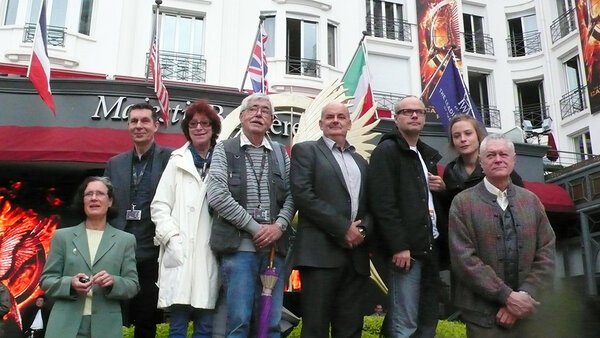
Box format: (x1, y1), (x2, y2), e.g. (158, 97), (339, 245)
(240, 93), (274, 116)
(480, 133), (515, 155)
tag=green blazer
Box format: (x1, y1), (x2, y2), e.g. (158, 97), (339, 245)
(41, 223), (140, 338)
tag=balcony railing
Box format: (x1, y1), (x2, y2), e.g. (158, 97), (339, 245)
(506, 31), (542, 57)
(286, 58), (321, 78)
(372, 91), (407, 112)
(365, 15), (413, 42)
(462, 32), (494, 55)
(560, 85), (587, 119)
(477, 105), (501, 128)
(23, 23), (66, 47)
(514, 103), (549, 129)
(146, 51), (206, 83)
(550, 8), (577, 43)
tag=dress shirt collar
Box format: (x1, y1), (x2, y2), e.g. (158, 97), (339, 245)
(240, 131), (273, 150)
(322, 135), (355, 152)
(484, 177), (508, 210)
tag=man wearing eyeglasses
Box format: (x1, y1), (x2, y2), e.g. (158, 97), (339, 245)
(104, 103), (172, 338)
(368, 96), (446, 337)
(207, 93), (295, 338)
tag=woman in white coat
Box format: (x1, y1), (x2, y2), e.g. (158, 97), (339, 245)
(151, 100), (221, 338)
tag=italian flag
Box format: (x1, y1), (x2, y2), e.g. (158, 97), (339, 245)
(342, 43), (375, 124)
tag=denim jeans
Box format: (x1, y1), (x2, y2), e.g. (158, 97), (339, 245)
(221, 251), (284, 338)
(169, 304), (213, 338)
(388, 255), (439, 338)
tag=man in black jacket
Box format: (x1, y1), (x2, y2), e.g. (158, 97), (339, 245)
(368, 96), (445, 338)
(21, 295), (50, 338)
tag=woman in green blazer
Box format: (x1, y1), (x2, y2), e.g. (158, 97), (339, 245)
(41, 176), (140, 338)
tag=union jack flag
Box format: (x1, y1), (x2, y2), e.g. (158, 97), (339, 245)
(248, 23), (268, 93)
(149, 33), (170, 127)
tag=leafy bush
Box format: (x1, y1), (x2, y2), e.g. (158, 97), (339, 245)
(123, 318), (466, 337)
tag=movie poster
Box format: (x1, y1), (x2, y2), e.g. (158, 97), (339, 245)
(416, 0), (462, 100)
(575, 0), (600, 114)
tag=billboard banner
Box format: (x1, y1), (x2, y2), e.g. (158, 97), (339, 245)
(575, 0), (600, 114)
(417, 0), (462, 100)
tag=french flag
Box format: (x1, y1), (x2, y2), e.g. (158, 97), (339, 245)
(27, 0), (56, 114)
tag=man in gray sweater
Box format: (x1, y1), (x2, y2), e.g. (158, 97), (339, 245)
(207, 93), (295, 338)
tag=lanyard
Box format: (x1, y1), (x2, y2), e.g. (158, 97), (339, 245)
(244, 148), (268, 206)
(200, 150), (211, 180)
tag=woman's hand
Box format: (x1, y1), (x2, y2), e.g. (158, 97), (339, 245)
(71, 273), (92, 294)
(92, 270), (114, 288)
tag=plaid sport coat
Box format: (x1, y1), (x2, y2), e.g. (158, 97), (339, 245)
(448, 181), (556, 327)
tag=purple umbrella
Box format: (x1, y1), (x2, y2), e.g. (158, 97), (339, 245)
(257, 247), (278, 338)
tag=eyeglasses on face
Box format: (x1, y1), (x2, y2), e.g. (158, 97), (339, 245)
(84, 191), (108, 199)
(189, 120), (211, 129)
(246, 105), (272, 116)
(396, 109), (427, 116)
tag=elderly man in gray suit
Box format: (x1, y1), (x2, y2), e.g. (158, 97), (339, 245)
(104, 102), (172, 338)
(290, 101), (371, 338)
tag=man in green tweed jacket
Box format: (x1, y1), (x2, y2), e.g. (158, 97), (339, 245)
(449, 134), (555, 337)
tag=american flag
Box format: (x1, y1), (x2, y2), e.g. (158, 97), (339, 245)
(149, 33), (170, 127)
(248, 23), (268, 93)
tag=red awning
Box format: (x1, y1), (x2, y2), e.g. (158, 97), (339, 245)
(523, 181), (575, 213)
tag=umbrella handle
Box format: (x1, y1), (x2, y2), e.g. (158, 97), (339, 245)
(268, 246), (276, 269)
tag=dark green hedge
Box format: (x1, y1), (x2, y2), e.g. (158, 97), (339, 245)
(123, 317), (466, 337)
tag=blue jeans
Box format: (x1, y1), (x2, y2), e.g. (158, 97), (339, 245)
(221, 251), (284, 338)
(388, 255), (439, 338)
(169, 304), (213, 338)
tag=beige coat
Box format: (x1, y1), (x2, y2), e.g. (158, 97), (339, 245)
(151, 142), (219, 309)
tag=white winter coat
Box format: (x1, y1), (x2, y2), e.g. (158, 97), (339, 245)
(151, 142), (219, 309)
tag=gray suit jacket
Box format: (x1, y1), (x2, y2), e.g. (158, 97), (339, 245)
(40, 223), (140, 338)
(290, 138), (372, 275)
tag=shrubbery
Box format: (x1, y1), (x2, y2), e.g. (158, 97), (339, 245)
(123, 317), (467, 337)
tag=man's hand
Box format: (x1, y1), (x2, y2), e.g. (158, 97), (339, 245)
(253, 223), (283, 248)
(344, 220), (364, 248)
(428, 173), (446, 192)
(505, 291), (539, 318)
(392, 250), (412, 271)
(71, 273), (92, 294)
(496, 307), (518, 328)
(92, 270), (114, 288)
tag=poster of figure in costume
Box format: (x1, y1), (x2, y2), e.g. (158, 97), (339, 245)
(576, 0), (600, 114)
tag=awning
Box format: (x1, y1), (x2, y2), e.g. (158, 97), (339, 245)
(523, 181), (575, 213)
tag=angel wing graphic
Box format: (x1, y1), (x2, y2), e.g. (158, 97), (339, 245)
(217, 80), (380, 160)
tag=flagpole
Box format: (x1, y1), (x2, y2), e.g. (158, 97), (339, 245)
(147, 1), (162, 83)
(240, 16), (265, 92)
(420, 49), (454, 99)
(341, 30), (369, 80)
(152, 0), (162, 90)
(450, 49), (478, 117)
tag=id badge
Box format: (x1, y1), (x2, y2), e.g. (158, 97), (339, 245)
(126, 204), (142, 220)
(252, 207), (269, 223)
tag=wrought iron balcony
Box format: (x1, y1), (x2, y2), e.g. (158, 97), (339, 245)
(286, 58), (321, 78)
(146, 51), (206, 83)
(477, 105), (501, 128)
(560, 85), (587, 119)
(461, 32), (494, 55)
(372, 91), (407, 112)
(513, 103), (549, 129)
(550, 8), (577, 43)
(23, 23), (66, 47)
(506, 31), (542, 57)
(365, 15), (412, 42)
